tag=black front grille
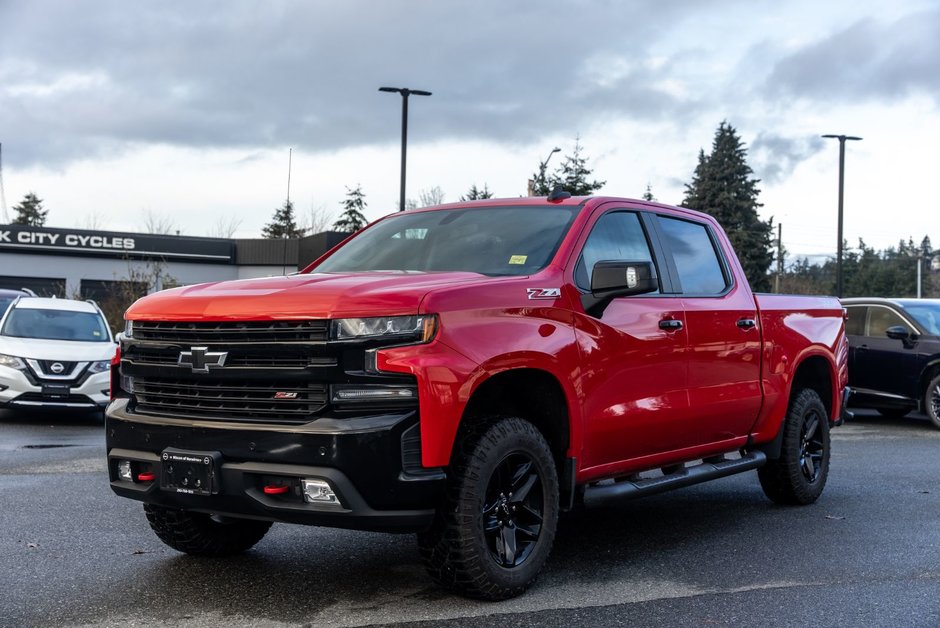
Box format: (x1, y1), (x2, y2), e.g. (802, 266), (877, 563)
(132, 320), (329, 343)
(133, 378), (328, 423)
(123, 346), (324, 370)
(37, 360), (79, 376)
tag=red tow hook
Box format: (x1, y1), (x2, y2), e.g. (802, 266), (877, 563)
(263, 484), (290, 495)
(137, 472), (155, 482)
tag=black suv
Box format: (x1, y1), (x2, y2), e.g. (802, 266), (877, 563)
(842, 298), (940, 427)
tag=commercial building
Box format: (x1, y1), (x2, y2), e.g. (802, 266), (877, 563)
(0, 223), (347, 298)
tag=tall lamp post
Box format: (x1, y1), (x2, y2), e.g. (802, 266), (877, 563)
(379, 86), (432, 211)
(821, 134), (862, 297)
(532, 147), (561, 196)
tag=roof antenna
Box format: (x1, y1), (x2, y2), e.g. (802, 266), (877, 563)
(547, 184), (571, 203)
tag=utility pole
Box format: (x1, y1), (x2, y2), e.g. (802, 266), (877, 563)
(775, 223), (783, 293)
(917, 251), (923, 299)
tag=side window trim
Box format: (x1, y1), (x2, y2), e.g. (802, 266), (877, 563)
(639, 212), (680, 295)
(653, 213), (734, 297)
(573, 208), (675, 295)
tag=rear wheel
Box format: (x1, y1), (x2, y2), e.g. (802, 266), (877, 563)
(418, 417), (559, 600)
(924, 374), (940, 430)
(144, 505), (272, 556)
(758, 388), (831, 505)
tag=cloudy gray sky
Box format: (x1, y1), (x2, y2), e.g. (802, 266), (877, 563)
(1, 0), (937, 258)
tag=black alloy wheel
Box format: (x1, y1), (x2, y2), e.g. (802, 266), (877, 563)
(797, 407), (825, 483)
(926, 373), (940, 429)
(483, 452), (545, 568)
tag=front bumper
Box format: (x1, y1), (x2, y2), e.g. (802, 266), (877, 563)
(105, 399), (445, 532)
(0, 365), (110, 410)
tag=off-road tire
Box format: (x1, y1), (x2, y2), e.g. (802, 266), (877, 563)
(758, 388), (831, 505)
(417, 417), (559, 600)
(924, 373), (940, 430)
(144, 505), (272, 556)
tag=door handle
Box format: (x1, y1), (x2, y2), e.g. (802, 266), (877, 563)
(736, 318), (757, 329)
(659, 319), (683, 330)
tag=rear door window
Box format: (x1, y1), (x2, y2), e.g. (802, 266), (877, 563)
(844, 306), (867, 336)
(657, 216), (729, 295)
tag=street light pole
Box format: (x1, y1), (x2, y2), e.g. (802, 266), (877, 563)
(379, 87), (432, 211)
(821, 134), (862, 297)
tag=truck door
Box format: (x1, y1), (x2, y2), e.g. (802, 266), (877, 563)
(572, 209), (691, 468)
(655, 215), (763, 447)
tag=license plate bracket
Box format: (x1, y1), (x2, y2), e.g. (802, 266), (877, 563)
(41, 383), (70, 400)
(160, 449), (222, 496)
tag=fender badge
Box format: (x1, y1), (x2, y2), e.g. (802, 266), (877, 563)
(527, 288), (561, 300)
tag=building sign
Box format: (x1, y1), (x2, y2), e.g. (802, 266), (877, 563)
(0, 224), (234, 263)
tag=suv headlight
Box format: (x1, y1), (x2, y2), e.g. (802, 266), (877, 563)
(88, 360), (111, 374)
(0, 353), (27, 371)
(331, 315), (437, 343)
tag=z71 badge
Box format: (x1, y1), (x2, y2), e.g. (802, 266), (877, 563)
(527, 288), (561, 300)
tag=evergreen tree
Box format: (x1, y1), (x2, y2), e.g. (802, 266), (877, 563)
(12, 192), (47, 226)
(554, 138), (605, 195)
(460, 184), (493, 201)
(333, 185), (368, 233)
(530, 139), (604, 197)
(642, 183), (656, 202)
(262, 199), (304, 239)
(681, 121), (774, 291)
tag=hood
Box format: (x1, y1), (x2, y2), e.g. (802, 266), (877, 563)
(125, 271), (490, 321)
(0, 336), (117, 362)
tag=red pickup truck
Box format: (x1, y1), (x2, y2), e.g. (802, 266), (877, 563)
(107, 194), (849, 599)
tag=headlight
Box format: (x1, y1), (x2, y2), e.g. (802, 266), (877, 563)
(124, 320), (134, 338)
(0, 353), (27, 371)
(331, 315), (437, 343)
(88, 360), (111, 374)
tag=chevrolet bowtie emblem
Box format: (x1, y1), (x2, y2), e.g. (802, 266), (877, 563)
(178, 346), (228, 373)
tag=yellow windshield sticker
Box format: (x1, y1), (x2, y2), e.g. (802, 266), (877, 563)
(509, 255), (527, 265)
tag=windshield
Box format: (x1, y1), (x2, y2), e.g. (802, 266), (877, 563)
(2, 308), (111, 342)
(312, 205), (579, 276)
(902, 303), (940, 335)
(0, 296), (15, 317)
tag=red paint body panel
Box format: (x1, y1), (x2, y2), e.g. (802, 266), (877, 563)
(124, 196), (848, 485)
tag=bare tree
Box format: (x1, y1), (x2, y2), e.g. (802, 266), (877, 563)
(80, 211), (105, 230)
(299, 202), (334, 234)
(209, 214), (243, 238)
(142, 209), (177, 235)
(417, 186), (446, 208)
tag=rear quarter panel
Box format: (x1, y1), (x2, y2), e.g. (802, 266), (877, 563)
(752, 294), (848, 442)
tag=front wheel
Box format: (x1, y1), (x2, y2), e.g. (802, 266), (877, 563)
(418, 417), (559, 600)
(758, 388), (831, 505)
(144, 505), (272, 556)
(924, 373), (940, 430)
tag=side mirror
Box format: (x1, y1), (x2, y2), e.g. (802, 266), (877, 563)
(885, 326), (911, 341)
(582, 260), (658, 317)
(886, 325), (918, 349)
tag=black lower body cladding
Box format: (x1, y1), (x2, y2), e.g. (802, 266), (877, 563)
(105, 399), (445, 532)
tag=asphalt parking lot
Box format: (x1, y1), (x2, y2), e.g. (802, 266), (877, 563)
(2, 408), (939, 627)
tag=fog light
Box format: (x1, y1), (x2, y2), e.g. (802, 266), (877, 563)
(301, 478), (339, 505)
(117, 460), (133, 482)
(121, 375), (135, 393)
(331, 386), (415, 402)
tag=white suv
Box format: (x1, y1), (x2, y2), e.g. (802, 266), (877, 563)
(0, 297), (116, 416)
